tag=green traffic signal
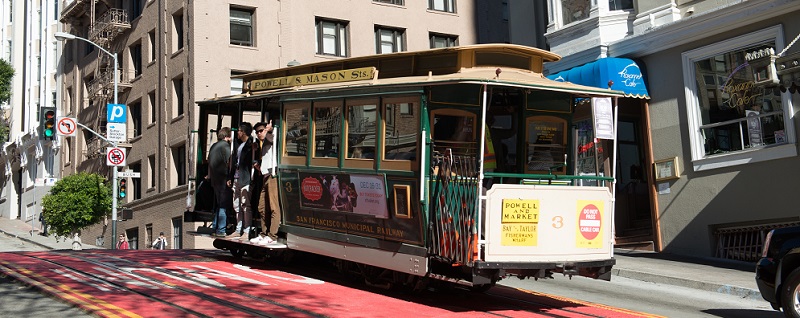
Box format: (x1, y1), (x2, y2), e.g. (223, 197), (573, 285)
(39, 107), (57, 140)
(118, 179), (127, 199)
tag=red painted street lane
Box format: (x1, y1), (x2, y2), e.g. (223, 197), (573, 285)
(0, 249), (662, 318)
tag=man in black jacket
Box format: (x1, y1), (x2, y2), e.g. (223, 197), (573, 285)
(226, 122), (255, 240)
(207, 127), (231, 237)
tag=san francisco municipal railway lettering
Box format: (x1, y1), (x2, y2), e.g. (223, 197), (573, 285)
(501, 199), (540, 223)
(294, 216), (405, 238)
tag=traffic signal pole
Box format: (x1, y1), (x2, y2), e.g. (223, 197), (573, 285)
(73, 121), (119, 247)
(55, 32), (120, 249)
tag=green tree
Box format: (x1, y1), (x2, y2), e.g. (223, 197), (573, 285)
(41, 172), (112, 238)
(0, 59), (14, 142)
(0, 59), (12, 103)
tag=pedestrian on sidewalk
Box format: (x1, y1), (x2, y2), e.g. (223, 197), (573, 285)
(38, 213), (48, 236)
(152, 232), (168, 250)
(117, 234), (130, 250)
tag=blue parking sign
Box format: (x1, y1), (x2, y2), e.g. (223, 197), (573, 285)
(107, 103), (127, 123)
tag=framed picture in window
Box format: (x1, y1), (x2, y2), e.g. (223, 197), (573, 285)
(393, 185), (411, 218)
(654, 157), (680, 182)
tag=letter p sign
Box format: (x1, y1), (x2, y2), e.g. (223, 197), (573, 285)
(107, 103), (127, 123)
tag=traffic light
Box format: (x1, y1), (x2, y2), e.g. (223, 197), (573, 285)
(39, 107), (57, 140)
(118, 179), (127, 199)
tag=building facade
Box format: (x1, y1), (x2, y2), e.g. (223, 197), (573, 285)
(0, 0), (62, 228)
(58, 0), (477, 249)
(543, 0), (800, 260)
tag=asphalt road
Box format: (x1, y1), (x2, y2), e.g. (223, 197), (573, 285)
(0, 232), (93, 318)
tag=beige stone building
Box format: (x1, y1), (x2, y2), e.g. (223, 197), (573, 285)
(58, 0), (476, 249)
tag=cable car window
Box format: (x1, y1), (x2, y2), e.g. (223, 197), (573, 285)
(384, 101), (418, 161)
(313, 104), (342, 159)
(347, 103), (378, 159)
(526, 116), (567, 174)
(284, 104), (309, 159)
(431, 109), (476, 156)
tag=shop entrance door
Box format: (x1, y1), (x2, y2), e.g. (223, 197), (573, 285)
(614, 118), (654, 244)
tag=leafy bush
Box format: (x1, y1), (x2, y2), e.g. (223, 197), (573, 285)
(41, 172), (112, 238)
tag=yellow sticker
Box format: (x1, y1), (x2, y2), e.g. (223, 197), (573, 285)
(501, 223), (538, 246)
(501, 199), (540, 223)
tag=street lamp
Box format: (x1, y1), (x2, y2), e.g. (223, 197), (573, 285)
(54, 31), (121, 249)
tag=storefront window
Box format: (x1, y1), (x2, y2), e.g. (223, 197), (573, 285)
(682, 26), (795, 171)
(694, 41), (785, 155)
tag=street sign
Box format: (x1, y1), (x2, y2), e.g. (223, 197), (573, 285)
(106, 147), (127, 167)
(107, 123), (127, 142)
(107, 103), (127, 123)
(34, 178), (58, 186)
(118, 171), (141, 178)
(57, 117), (77, 136)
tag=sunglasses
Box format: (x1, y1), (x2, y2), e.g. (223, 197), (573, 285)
(256, 129), (265, 133)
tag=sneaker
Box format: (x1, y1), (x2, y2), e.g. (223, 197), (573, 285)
(212, 232), (226, 237)
(257, 236), (275, 246)
(239, 232), (250, 241)
(249, 235), (264, 244)
(225, 232), (240, 239)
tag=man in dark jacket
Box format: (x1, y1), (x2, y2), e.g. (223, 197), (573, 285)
(207, 127), (231, 237)
(227, 122), (255, 240)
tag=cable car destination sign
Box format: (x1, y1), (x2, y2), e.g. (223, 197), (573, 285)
(248, 67), (376, 92)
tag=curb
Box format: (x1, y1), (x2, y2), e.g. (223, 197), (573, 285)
(612, 268), (762, 300)
(0, 229), (55, 251)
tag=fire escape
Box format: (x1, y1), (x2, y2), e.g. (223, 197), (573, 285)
(60, 0), (131, 158)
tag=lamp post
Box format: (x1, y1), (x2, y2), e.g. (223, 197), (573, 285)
(54, 31), (120, 249)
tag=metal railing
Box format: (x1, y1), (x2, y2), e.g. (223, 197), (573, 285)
(714, 221), (800, 262)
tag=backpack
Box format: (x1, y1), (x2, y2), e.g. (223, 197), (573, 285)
(153, 238), (164, 250)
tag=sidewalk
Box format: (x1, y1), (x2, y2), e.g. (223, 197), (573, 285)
(0, 217), (760, 299)
(0, 216), (100, 250)
(612, 248), (760, 300)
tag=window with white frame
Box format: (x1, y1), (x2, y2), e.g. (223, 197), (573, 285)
(375, 27), (405, 54)
(230, 7), (254, 46)
(682, 26), (796, 171)
(316, 18), (348, 57)
(429, 0), (455, 13)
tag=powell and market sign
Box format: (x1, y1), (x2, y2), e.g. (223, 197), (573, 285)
(247, 67), (376, 92)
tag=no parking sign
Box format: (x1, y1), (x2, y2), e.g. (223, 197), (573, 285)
(106, 147), (127, 167)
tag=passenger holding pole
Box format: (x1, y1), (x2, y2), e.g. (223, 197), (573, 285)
(251, 120), (280, 245)
(226, 122), (255, 240)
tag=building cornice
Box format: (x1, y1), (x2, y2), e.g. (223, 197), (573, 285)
(610, 0), (800, 58)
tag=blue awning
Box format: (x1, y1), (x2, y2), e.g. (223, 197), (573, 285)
(547, 58), (649, 99)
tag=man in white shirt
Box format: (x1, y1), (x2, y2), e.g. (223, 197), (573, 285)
(251, 120), (280, 245)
